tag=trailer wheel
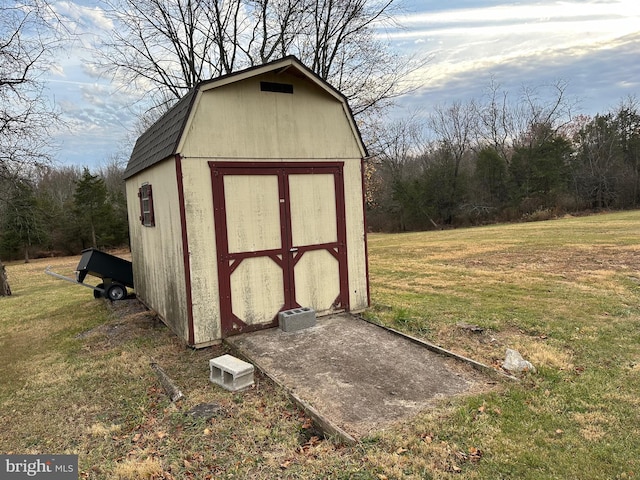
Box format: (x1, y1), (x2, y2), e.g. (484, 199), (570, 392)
(94, 283), (105, 299)
(107, 284), (127, 301)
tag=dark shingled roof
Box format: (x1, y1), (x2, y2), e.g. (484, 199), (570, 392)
(123, 89), (197, 179)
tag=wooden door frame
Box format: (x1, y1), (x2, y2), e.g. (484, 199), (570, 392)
(209, 161), (349, 337)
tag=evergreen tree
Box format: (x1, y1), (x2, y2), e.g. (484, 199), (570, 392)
(509, 123), (573, 210)
(475, 147), (508, 206)
(0, 180), (48, 262)
(573, 114), (623, 209)
(73, 168), (110, 249)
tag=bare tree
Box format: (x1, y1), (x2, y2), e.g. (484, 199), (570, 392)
(0, 0), (61, 180)
(243, 0), (303, 64)
(371, 111), (426, 173)
(0, 0), (62, 295)
(427, 101), (477, 223)
(476, 79), (575, 164)
(294, 0), (406, 116)
(94, 0), (418, 118)
(97, 0), (222, 107)
(35, 165), (81, 211)
(366, 113), (442, 230)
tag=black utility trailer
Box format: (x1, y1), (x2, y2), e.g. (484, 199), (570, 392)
(45, 248), (134, 301)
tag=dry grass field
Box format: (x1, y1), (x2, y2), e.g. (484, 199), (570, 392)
(2, 210), (640, 479)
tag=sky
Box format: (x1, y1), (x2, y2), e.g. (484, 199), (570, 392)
(43, 0), (640, 169)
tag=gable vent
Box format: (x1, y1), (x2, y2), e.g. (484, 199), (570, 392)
(260, 81), (294, 94)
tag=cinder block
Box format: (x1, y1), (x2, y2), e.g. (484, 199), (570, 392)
(279, 307), (316, 332)
(209, 354), (254, 392)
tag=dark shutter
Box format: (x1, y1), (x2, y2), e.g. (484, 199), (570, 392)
(147, 184), (155, 226)
(139, 184), (156, 227)
(138, 187), (144, 224)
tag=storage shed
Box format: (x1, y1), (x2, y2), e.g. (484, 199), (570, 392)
(124, 56), (369, 347)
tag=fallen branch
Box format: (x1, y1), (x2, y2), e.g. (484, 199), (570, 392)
(150, 360), (185, 403)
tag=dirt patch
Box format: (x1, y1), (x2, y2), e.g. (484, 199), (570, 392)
(185, 403), (224, 420)
(456, 245), (640, 280)
(76, 298), (164, 347)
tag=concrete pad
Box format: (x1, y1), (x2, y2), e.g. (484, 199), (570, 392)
(226, 314), (498, 441)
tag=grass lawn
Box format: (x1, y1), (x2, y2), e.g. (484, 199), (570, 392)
(2, 210), (640, 479)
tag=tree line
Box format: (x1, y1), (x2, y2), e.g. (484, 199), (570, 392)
(367, 85), (640, 231)
(0, 164), (129, 261)
(2, 88), (636, 263)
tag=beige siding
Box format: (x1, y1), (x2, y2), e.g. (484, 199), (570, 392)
(180, 73), (362, 160)
(126, 158), (189, 342)
(180, 159), (221, 344)
(344, 160), (368, 312)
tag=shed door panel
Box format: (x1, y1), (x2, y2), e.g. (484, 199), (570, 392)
(210, 162), (348, 337)
(224, 175), (281, 253)
(293, 249), (340, 314)
(289, 173), (337, 245)
(230, 256), (284, 326)
(289, 173), (340, 315)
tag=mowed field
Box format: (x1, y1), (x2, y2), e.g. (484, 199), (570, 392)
(1, 211), (640, 479)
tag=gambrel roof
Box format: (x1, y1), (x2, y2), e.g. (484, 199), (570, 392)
(124, 90), (197, 179)
(124, 56), (367, 179)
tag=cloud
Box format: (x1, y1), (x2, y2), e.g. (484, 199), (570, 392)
(48, 63), (66, 78)
(80, 61), (110, 80)
(46, 74), (140, 167)
(386, 0), (639, 116)
(394, 30), (640, 117)
(388, 0), (638, 60)
(41, 0), (640, 168)
(53, 1), (113, 33)
(395, 0), (637, 29)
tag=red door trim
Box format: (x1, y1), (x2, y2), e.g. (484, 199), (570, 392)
(334, 167), (350, 310)
(210, 166), (235, 335)
(280, 168), (296, 309)
(210, 161), (348, 337)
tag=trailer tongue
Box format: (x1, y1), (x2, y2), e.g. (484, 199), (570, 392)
(45, 248), (134, 301)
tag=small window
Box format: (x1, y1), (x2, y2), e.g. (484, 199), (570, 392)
(138, 183), (155, 227)
(260, 81), (294, 94)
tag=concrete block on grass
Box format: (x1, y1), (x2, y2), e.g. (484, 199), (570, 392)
(209, 354), (254, 392)
(279, 307), (316, 332)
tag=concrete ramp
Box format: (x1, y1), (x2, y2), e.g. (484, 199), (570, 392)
(226, 314), (499, 442)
